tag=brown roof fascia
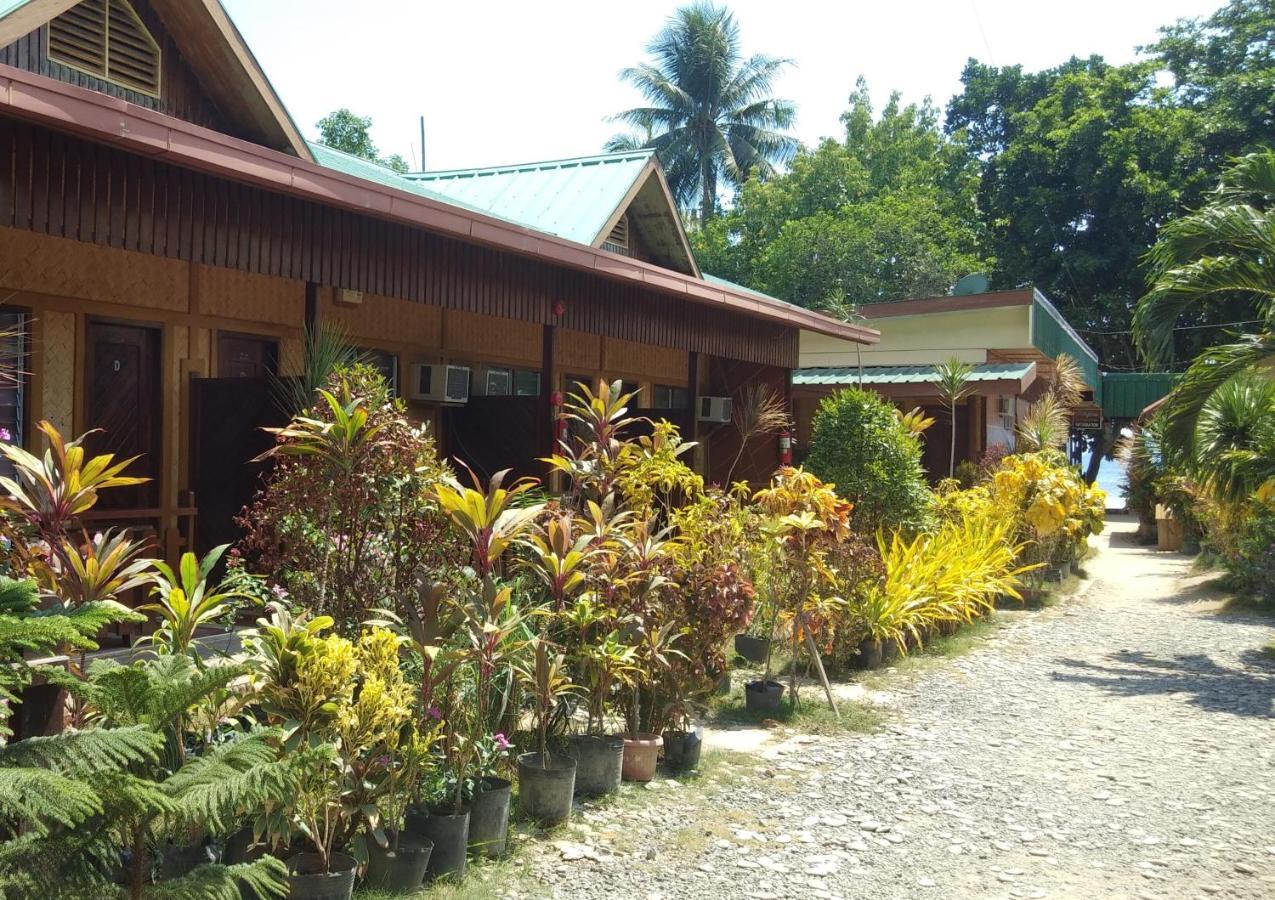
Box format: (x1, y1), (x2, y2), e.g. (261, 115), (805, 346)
(859, 289), (1035, 319)
(0, 64), (877, 345)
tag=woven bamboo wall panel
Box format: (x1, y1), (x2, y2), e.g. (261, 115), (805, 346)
(443, 309), (540, 366)
(555, 329), (602, 374)
(605, 337), (686, 384)
(279, 336), (303, 377)
(0, 119), (797, 369)
(0, 227), (187, 311)
(195, 264), (303, 325)
(36, 309), (75, 436)
(322, 291), (442, 350)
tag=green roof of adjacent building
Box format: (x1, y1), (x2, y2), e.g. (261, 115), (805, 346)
(1101, 372), (1179, 419)
(402, 150), (655, 245)
(793, 362), (1036, 387)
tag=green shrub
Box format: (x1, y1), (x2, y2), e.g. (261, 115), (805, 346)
(805, 387), (933, 533)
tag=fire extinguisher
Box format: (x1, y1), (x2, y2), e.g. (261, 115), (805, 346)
(551, 390), (567, 447)
(778, 429), (793, 466)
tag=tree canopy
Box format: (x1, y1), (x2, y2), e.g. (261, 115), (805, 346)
(316, 108), (408, 174)
(673, 0), (1274, 369)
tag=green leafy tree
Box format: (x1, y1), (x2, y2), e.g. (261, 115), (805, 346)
(1133, 150), (1275, 457)
(316, 108), (409, 174)
(947, 56), (1213, 367)
(692, 81), (987, 305)
(1147, 0), (1275, 167)
(608, 2), (797, 218)
(804, 387), (933, 533)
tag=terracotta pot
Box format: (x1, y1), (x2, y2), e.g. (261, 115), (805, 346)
(744, 679), (785, 714)
(621, 732), (662, 782)
(286, 852), (356, 900)
(517, 752), (575, 826)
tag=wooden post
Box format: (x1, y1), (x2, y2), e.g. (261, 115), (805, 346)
(540, 323), (557, 463)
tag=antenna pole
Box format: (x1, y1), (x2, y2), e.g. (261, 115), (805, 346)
(419, 116), (426, 171)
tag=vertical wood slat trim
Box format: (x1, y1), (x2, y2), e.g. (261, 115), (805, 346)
(0, 118), (799, 368)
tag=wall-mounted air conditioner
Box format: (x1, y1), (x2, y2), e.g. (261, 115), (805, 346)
(410, 364), (470, 403)
(697, 396), (733, 423)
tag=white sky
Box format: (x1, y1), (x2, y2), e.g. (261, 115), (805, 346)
(222, 0), (1223, 172)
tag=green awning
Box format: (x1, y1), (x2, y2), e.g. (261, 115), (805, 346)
(1101, 372), (1179, 419)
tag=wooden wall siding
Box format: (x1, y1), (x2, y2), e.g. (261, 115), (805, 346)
(321, 290), (442, 351)
(34, 309), (75, 436)
(604, 336), (685, 385)
(0, 2), (234, 135)
(195, 264), (302, 325)
(0, 227), (187, 310)
(555, 329), (602, 374)
(0, 118), (797, 369)
(705, 358), (787, 486)
(442, 309), (540, 366)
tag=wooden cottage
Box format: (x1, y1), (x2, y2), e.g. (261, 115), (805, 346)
(0, 0), (877, 563)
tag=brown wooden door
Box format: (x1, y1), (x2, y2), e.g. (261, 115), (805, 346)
(217, 333), (278, 378)
(85, 322), (161, 509)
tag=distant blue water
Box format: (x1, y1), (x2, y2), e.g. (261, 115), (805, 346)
(1085, 450), (1127, 510)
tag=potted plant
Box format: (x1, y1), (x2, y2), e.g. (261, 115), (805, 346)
(562, 599), (637, 796)
(287, 750), (360, 900)
(364, 725), (436, 891)
(515, 637), (578, 825)
(468, 732), (515, 858)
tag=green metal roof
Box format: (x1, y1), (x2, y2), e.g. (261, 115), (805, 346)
(702, 272), (813, 316)
(1030, 290), (1102, 402)
(1101, 372), (1179, 419)
(403, 150), (655, 245)
(307, 142), (513, 221)
(794, 362), (1036, 387)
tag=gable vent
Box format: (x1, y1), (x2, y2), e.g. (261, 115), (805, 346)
(48, 0), (161, 98)
(602, 215), (630, 256)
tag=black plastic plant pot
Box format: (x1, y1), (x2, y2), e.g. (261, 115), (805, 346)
(662, 729), (703, 772)
(468, 776), (512, 858)
(156, 841), (217, 880)
(410, 806), (470, 881)
(286, 852), (357, 900)
(364, 834), (432, 892)
(566, 733), (624, 797)
(517, 752), (576, 826)
(881, 637), (900, 664)
(744, 679), (785, 715)
(852, 638), (883, 670)
(734, 633), (771, 663)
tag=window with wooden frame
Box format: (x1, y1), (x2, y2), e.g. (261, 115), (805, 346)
(47, 0), (162, 98)
(652, 384), (689, 410)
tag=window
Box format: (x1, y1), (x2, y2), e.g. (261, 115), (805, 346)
(0, 313), (25, 475)
(360, 348), (399, 396)
(601, 215), (630, 256)
(996, 395), (1015, 432)
(513, 369), (541, 397)
(484, 367), (513, 396)
(48, 0), (161, 98)
(652, 384), (689, 410)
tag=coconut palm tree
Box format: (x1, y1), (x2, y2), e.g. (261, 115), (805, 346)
(608, 2), (798, 219)
(1133, 150), (1275, 452)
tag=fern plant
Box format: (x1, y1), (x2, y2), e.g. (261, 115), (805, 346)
(2, 652), (298, 899)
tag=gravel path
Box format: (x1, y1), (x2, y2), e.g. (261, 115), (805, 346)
(511, 516), (1275, 900)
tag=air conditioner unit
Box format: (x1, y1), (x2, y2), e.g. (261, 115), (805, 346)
(484, 367), (513, 396)
(697, 396), (733, 423)
(410, 364), (470, 404)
